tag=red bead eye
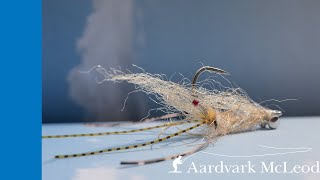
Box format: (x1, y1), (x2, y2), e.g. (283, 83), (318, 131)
(192, 99), (199, 106)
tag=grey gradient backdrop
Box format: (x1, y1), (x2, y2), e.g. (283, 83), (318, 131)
(43, 0), (320, 123)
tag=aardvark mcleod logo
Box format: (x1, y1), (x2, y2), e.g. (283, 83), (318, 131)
(169, 156), (183, 173)
(168, 145), (319, 174)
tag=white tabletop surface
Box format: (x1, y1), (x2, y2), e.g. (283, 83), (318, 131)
(42, 117), (320, 180)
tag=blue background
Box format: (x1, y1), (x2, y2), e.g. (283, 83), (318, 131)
(1, 0), (41, 179)
(43, 0), (320, 123)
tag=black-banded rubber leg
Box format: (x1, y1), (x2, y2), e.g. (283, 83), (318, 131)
(120, 141), (210, 165)
(43, 120), (197, 139)
(85, 113), (182, 128)
(54, 122), (205, 159)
